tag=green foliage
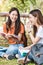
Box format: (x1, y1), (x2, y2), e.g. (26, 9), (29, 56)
(0, 0), (43, 13)
(0, 0), (43, 26)
(30, 0), (36, 5)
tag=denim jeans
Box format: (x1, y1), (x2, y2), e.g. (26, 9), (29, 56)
(0, 44), (24, 57)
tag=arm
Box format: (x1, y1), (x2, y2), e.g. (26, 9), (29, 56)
(3, 23), (16, 39)
(3, 23), (9, 39)
(24, 22), (41, 49)
(18, 23), (25, 41)
(28, 32), (40, 48)
(35, 53), (43, 57)
(8, 23), (24, 42)
(18, 33), (22, 41)
(23, 33), (40, 50)
(3, 23), (7, 33)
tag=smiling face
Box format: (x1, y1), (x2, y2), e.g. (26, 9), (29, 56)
(9, 10), (18, 23)
(29, 14), (37, 25)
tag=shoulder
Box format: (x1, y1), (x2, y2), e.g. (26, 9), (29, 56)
(3, 22), (6, 26)
(36, 26), (43, 38)
(19, 22), (25, 33)
(38, 26), (43, 33)
(3, 22), (7, 28)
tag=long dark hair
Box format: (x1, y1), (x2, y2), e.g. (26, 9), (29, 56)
(29, 9), (43, 37)
(6, 7), (20, 35)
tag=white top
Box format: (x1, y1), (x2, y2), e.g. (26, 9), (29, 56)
(36, 26), (43, 44)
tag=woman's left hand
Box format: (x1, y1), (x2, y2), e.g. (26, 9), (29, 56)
(27, 45), (32, 50)
(24, 45), (32, 51)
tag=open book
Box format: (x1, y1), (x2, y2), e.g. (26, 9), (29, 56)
(0, 32), (18, 39)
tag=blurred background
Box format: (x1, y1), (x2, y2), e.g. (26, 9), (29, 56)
(0, 0), (43, 26)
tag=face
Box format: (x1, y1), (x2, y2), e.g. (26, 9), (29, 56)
(9, 10), (18, 23)
(29, 14), (37, 25)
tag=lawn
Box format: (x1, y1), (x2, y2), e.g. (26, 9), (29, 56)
(0, 58), (35, 65)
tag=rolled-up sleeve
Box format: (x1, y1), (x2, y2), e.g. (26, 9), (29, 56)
(36, 26), (43, 38)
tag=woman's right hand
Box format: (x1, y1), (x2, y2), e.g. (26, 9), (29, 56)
(5, 34), (11, 39)
(26, 22), (32, 33)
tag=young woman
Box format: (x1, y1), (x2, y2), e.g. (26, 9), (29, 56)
(18, 9), (43, 65)
(0, 7), (27, 60)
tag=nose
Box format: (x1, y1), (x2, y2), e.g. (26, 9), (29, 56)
(13, 15), (16, 19)
(14, 15), (16, 17)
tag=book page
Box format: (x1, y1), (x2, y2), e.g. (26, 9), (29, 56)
(0, 32), (18, 39)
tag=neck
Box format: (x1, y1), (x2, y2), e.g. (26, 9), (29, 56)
(12, 22), (15, 25)
(35, 23), (40, 29)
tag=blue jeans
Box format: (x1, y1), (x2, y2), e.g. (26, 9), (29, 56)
(0, 44), (24, 57)
(28, 52), (33, 60)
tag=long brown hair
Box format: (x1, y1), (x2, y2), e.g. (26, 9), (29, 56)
(6, 7), (20, 35)
(29, 9), (43, 37)
(6, 7), (27, 46)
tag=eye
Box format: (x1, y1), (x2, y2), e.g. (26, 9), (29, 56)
(12, 13), (18, 16)
(15, 14), (18, 16)
(12, 13), (15, 15)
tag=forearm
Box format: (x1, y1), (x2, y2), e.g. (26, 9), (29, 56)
(24, 42), (37, 50)
(18, 33), (22, 41)
(29, 32), (35, 44)
(28, 32), (40, 48)
(24, 46), (31, 50)
(30, 42), (37, 48)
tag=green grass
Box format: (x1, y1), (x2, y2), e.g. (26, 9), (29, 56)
(0, 58), (17, 65)
(0, 58), (35, 65)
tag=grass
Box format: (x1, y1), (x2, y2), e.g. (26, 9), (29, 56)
(0, 58), (35, 65)
(0, 58), (17, 65)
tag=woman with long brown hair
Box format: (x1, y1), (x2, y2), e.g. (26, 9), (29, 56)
(18, 9), (43, 65)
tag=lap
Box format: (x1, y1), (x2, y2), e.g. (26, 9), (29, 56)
(6, 44), (24, 55)
(30, 44), (43, 64)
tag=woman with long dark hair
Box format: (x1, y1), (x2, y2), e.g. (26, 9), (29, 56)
(0, 7), (27, 60)
(18, 9), (43, 65)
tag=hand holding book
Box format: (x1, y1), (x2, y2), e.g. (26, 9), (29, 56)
(0, 32), (18, 38)
(0, 32), (6, 38)
(0, 32), (19, 42)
